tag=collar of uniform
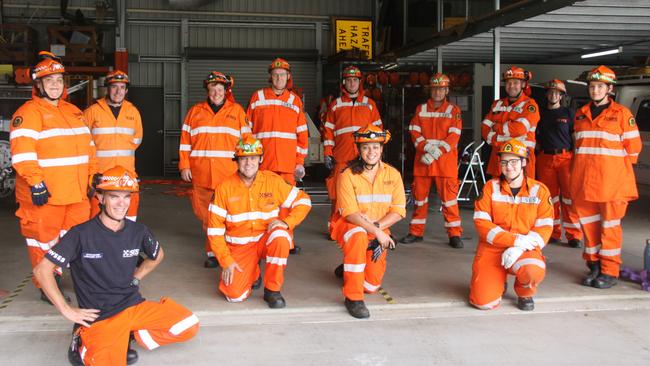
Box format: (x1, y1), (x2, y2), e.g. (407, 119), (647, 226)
(339, 93), (359, 103)
(98, 97), (127, 112)
(504, 92), (528, 106)
(236, 169), (268, 188)
(426, 98), (449, 111)
(33, 95), (66, 110)
(498, 175), (531, 196)
(265, 87), (289, 99)
(579, 99), (618, 121)
(359, 161), (386, 184)
(200, 98), (229, 113)
(93, 214), (128, 234)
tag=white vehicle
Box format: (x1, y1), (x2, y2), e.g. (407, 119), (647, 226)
(0, 117), (15, 199)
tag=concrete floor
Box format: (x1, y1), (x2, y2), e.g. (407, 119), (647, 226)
(1, 182), (650, 365)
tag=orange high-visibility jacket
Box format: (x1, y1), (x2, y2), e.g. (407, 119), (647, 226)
(179, 100), (251, 190)
(570, 101), (642, 202)
(409, 99), (462, 177)
(10, 97), (97, 205)
(481, 95), (540, 170)
(206, 170), (311, 268)
(246, 88), (308, 173)
(323, 94), (382, 164)
(84, 98), (142, 174)
(336, 162), (406, 223)
(474, 177), (553, 250)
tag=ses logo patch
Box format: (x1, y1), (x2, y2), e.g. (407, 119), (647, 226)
(123, 249), (140, 258)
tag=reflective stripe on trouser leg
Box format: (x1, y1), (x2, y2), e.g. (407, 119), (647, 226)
(509, 251), (546, 298)
(575, 198), (602, 264)
(599, 201), (628, 277)
(363, 245), (387, 294)
(340, 224), (369, 301)
(132, 298), (200, 350)
(408, 176), (433, 236)
(436, 176), (462, 237)
(263, 229), (291, 291)
(469, 247), (506, 310)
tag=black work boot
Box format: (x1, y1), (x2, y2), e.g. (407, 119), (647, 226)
(334, 264), (344, 278)
(593, 274), (618, 289)
(548, 237), (561, 245)
(263, 288), (286, 308)
(399, 234), (423, 244)
(344, 298), (370, 319)
(127, 332), (139, 365)
(252, 275), (262, 290)
(568, 239), (583, 248)
(203, 257), (218, 268)
(290, 245), (302, 255)
(67, 325), (83, 366)
(582, 261), (601, 287)
(448, 236), (464, 249)
(517, 297), (535, 311)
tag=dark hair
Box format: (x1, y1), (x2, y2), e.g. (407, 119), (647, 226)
(344, 156), (365, 175)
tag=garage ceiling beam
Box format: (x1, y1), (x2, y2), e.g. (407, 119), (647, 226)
(185, 48), (319, 61)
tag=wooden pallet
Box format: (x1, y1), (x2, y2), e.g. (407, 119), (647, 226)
(47, 25), (102, 66)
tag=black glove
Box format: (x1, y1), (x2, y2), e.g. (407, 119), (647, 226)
(88, 173), (102, 199)
(367, 239), (383, 262)
(31, 182), (50, 206)
(325, 156), (335, 170)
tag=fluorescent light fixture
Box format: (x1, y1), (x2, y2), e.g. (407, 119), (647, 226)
(581, 47), (622, 59)
(382, 62), (398, 70)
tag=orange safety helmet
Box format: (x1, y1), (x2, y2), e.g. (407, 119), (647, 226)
(342, 66), (362, 79)
(31, 51), (65, 80)
(234, 135), (264, 158)
(498, 139), (528, 159)
(430, 73), (451, 87)
(586, 65), (616, 84)
(204, 71), (234, 88)
(502, 66), (531, 82)
(105, 70), (130, 86)
(268, 57), (291, 73)
(96, 165), (139, 192)
(544, 79), (566, 93)
(353, 124), (391, 144)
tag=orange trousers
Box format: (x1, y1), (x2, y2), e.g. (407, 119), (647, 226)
(91, 192), (140, 221)
(189, 185), (215, 257)
(408, 176), (462, 238)
(219, 228), (292, 302)
(469, 246), (546, 309)
(334, 221), (388, 301)
(535, 152), (582, 241)
(326, 163), (348, 237)
(574, 198), (628, 277)
(15, 199), (90, 288)
(78, 297), (199, 366)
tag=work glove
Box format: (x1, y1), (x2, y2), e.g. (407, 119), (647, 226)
(367, 236), (396, 262)
(431, 147), (443, 160)
(294, 164), (306, 182)
(31, 182), (50, 206)
(324, 156), (335, 170)
(423, 141), (439, 154)
(523, 233), (545, 248)
(513, 234), (536, 251)
(88, 173), (102, 199)
(420, 152), (435, 165)
(501, 247), (524, 269)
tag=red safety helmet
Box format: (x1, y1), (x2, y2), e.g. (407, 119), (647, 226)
(498, 139), (528, 159)
(586, 65), (616, 85)
(544, 79), (566, 93)
(204, 71), (234, 89)
(105, 70), (130, 86)
(353, 124), (391, 144)
(96, 166), (139, 192)
(342, 66), (362, 79)
(268, 58), (291, 73)
(430, 73), (451, 87)
(234, 135), (264, 158)
(502, 66), (531, 82)
(31, 51), (65, 80)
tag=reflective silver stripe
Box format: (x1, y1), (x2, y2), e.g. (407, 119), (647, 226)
(551, 196), (560, 204)
(10, 128), (40, 140)
(579, 214), (601, 225)
(331, 98), (353, 112)
(622, 130), (640, 140)
(584, 244), (601, 254)
(372, 119), (382, 126)
(96, 149), (134, 157)
(225, 289), (250, 302)
(324, 122), (335, 130)
(255, 131), (297, 139)
(445, 220), (461, 228)
(297, 146), (309, 155)
(292, 198), (312, 208)
(515, 117), (531, 130)
(439, 140), (452, 152)
(343, 226), (366, 242)
(169, 314), (199, 336)
(473, 211), (492, 221)
(511, 258), (546, 272)
(324, 140), (334, 146)
(281, 187), (300, 208)
(486, 131), (496, 142)
(472, 296), (501, 310)
(414, 197), (428, 206)
(137, 330), (160, 350)
(296, 124), (308, 133)
(207, 227), (225, 236)
(189, 150), (234, 158)
(39, 127), (91, 139)
(575, 130), (621, 142)
(503, 121), (511, 136)
(182, 124), (191, 132)
(442, 199), (457, 207)
(563, 222), (581, 229)
(133, 138), (142, 144)
(409, 124), (422, 132)
(334, 126), (361, 136)
(482, 119), (494, 128)
(602, 219), (621, 228)
(241, 126), (252, 134)
(226, 209), (279, 223)
(553, 219), (561, 226)
(250, 98), (300, 114)
(561, 197), (572, 205)
(225, 233), (264, 245)
(600, 248), (621, 256)
(414, 136), (425, 147)
(534, 218), (553, 227)
(486, 226), (505, 244)
(344, 263), (366, 272)
(356, 194), (392, 203)
(190, 126), (240, 138)
(208, 204), (227, 217)
(363, 281), (380, 292)
(266, 256), (287, 265)
(26, 238), (58, 251)
(179, 144), (191, 151)
(39, 155), (89, 167)
(11, 152), (38, 164)
(266, 229), (292, 246)
(410, 218), (426, 225)
(448, 127), (461, 135)
(92, 127), (135, 135)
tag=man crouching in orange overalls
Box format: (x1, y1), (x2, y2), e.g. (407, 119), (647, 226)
(469, 139), (553, 311)
(331, 125), (406, 319)
(34, 166), (199, 366)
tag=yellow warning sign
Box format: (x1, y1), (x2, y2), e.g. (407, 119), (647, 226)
(334, 19), (373, 59)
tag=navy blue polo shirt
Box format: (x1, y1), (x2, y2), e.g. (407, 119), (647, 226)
(46, 216), (160, 321)
(536, 105), (574, 151)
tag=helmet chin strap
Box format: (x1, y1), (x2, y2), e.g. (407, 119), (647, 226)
(37, 87), (61, 101)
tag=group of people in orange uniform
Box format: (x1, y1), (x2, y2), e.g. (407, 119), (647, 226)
(9, 49), (642, 364)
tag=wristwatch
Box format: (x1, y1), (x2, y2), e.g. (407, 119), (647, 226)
(373, 222), (380, 228)
(130, 277), (140, 287)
